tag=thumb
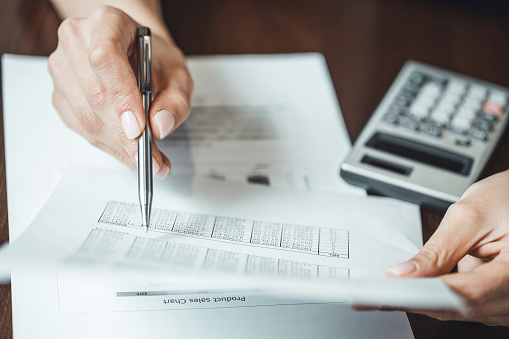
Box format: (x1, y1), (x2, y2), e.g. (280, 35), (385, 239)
(386, 202), (483, 278)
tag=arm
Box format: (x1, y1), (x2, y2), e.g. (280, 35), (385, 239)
(50, 0), (169, 39)
(48, 0), (193, 178)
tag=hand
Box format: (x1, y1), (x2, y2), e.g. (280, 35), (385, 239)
(48, 6), (193, 178)
(385, 170), (509, 326)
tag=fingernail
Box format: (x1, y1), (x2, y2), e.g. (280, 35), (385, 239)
(386, 260), (417, 277)
(154, 110), (175, 139)
(152, 156), (160, 175)
(155, 164), (170, 180)
(121, 110), (141, 139)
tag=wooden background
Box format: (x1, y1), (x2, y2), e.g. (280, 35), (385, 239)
(1, 0), (509, 337)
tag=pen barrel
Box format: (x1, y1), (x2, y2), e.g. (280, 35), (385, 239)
(136, 27), (153, 228)
(138, 91), (153, 225)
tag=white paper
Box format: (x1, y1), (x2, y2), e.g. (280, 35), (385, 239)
(1, 53), (417, 339)
(1, 167), (464, 337)
(2, 53), (364, 242)
(11, 270), (413, 339)
(0, 167), (461, 310)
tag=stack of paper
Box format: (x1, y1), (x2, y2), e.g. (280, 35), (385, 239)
(1, 53), (461, 338)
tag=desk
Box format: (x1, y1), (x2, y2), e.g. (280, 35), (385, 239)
(1, 0), (509, 337)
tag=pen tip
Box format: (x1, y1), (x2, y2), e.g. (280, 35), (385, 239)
(144, 224), (148, 233)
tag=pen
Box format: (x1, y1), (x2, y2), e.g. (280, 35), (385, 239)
(136, 27), (153, 232)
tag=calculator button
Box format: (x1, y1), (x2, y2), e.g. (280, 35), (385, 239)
(435, 101), (456, 115)
(421, 83), (441, 98)
(430, 112), (449, 126)
(456, 107), (477, 119)
(409, 105), (429, 121)
(488, 92), (507, 106)
(382, 113), (399, 124)
(462, 97), (483, 111)
(482, 102), (504, 117)
(395, 94), (412, 107)
(479, 111), (498, 122)
(422, 124), (442, 137)
(455, 139), (471, 147)
(468, 85), (488, 100)
(441, 93), (462, 106)
(401, 118), (420, 131)
(447, 81), (467, 95)
(450, 116), (474, 134)
(387, 105), (403, 115)
(473, 118), (492, 131)
(403, 83), (420, 94)
(470, 128), (488, 141)
(431, 77), (446, 86)
(409, 72), (425, 85)
(413, 96), (436, 109)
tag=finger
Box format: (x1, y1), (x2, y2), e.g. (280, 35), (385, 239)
(386, 199), (491, 278)
(457, 255), (486, 272)
(148, 142), (170, 179)
(441, 250), (509, 305)
(405, 293), (509, 324)
(150, 68), (192, 140)
(49, 48), (137, 169)
(52, 92), (135, 169)
(87, 6), (144, 139)
(479, 315), (509, 327)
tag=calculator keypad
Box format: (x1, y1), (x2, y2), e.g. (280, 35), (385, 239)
(382, 72), (507, 144)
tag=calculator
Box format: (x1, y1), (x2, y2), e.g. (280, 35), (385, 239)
(340, 61), (509, 212)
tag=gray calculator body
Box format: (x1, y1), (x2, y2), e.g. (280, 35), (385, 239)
(340, 61), (509, 212)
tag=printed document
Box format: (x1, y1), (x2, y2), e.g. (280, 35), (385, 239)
(2, 53), (364, 242)
(0, 167), (462, 310)
(1, 167), (463, 338)
(2, 53), (418, 338)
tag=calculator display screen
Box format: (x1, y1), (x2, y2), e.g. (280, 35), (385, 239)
(365, 132), (473, 176)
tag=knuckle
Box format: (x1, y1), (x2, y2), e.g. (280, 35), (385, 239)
(77, 110), (101, 136)
(47, 52), (59, 77)
(117, 133), (136, 152)
(86, 83), (109, 110)
(172, 89), (192, 120)
(416, 245), (443, 270)
(88, 42), (116, 71)
(174, 64), (194, 94)
(110, 87), (139, 111)
(447, 201), (482, 227)
(465, 289), (488, 305)
(57, 18), (79, 46)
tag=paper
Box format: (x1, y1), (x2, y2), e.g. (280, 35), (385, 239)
(0, 167), (463, 338)
(11, 270), (412, 339)
(2, 172), (429, 339)
(1, 53), (416, 339)
(2, 53), (364, 242)
(0, 167), (461, 310)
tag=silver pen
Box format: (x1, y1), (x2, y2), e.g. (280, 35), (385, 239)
(136, 27), (153, 232)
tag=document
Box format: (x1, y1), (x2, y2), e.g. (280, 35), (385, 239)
(2, 53), (364, 242)
(0, 167), (462, 309)
(1, 167), (463, 338)
(1, 53), (417, 338)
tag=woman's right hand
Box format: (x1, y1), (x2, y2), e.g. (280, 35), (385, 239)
(48, 6), (193, 178)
